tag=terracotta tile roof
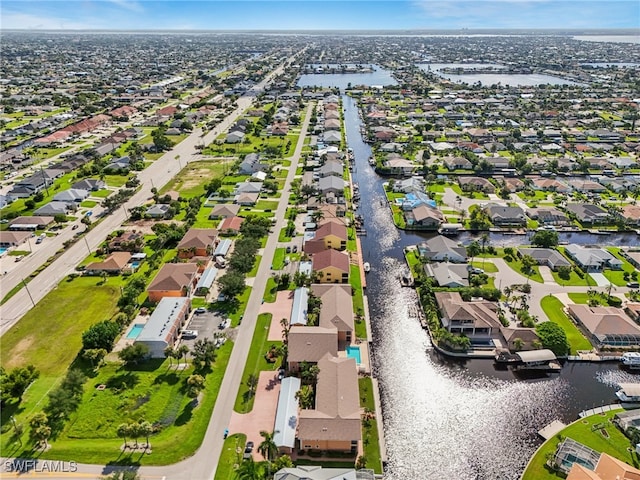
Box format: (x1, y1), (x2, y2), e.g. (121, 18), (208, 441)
(288, 326), (338, 363)
(219, 216), (244, 232)
(315, 221), (347, 242)
(86, 252), (132, 272)
(177, 228), (218, 250)
(148, 263), (199, 292)
(312, 249), (349, 273)
(311, 284), (354, 333)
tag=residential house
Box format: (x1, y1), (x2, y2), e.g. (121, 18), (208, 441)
(425, 262), (469, 288)
(517, 248), (571, 270)
(106, 156), (132, 171)
(145, 204), (170, 218)
(486, 203), (527, 227)
(238, 153), (267, 175)
(208, 204), (241, 219)
(297, 354), (361, 453)
(532, 178), (572, 193)
(85, 252), (132, 275)
(311, 284), (354, 344)
(287, 326), (338, 371)
(392, 177), (425, 194)
(9, 216), (54, 231)
(459, 176), (495, 193)
(177, 228), (217, 258)
(566, 453), (640, 480)
(323, 131), (341, 144)
(225, 131), (245, 143)
(135, 297), (191, 357)
(317, 176), (346, 196)
(406, 204), (444, 229)
(234, 192), (259, 206)
(234, 182), (262, 195)
(621, 251), (640, 270)
(273, 377), (302, 454)
(71, 178), (105, 191)
(567, 304), (640, 348)
(568, 179), (607, 193)
(564, 244), (623, 271)
(0, 231), (31, 248)
(565, 203), (610, 225)
(500, 327), (541, 352)
(305, 220), (348, 253)
(147, 263), (199, 303)
(312, 249), (350, 284)
(622, 205), (640, 226)
(33, 201), (76, 216)
(219, 216), (244, 234)
(52, 188), (89, 204)
(383, 157), (414, 176)
(417, 236), (467, 263)
(274, 467), (356, 480)
(318, 160), (343, 178)
(435, 291), (501, 339)
(527, 207), (570, 226)
(108, 231), (143, 252)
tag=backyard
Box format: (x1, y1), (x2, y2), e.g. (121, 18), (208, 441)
(540, 296), (593, 354)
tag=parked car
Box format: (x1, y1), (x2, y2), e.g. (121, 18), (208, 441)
(219, 318), (230, 330)
(243, 441), (254, 459)
(627, 282), (639, 288)
(35, 236), (43, 244)
(182, 330), (198, 339)
(72, 224), (79, 230)
(285, 246), (291, 254)
(292, 245), (298, 253)
(194, 307), (207, 314)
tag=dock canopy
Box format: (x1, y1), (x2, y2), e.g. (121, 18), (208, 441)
(618, 383), (640, 397)
(516, 349), (557, 363)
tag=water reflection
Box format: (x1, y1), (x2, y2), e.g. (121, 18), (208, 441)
(342, 94), (629, 479)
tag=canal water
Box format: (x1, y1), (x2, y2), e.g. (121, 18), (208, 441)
(342, 94), (639, 479)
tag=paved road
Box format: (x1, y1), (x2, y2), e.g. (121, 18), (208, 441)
(0, 101), (313, 480)
(0, 57), (291, 336)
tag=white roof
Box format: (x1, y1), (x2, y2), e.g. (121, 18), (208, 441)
(273, 377), (301, 449)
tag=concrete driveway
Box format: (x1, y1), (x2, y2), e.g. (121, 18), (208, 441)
(261, 290), (294, 341)
(227, 370), (281, 460)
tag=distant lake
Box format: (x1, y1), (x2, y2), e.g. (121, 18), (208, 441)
(574, 35), (640, 44)
(418, 63), (581, 86)
(296, 64), (397, 89)
(581, 62), (639, 68)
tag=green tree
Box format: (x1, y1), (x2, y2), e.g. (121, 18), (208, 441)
(530, 230), (559, 248)
(177, 344), (190, 365)
(466, 241), (481, 264)
(192, 338), (217, 371)
(164, 346), (176, 368)
(186, 374), (206, 398)
(520, 254), (537, 277)
(272, 454), (294, 471)
(118, 343), (150, 365)
(295, 384), (314, 409)
(82, 320), (120, 351)
(556, 266), (572, 281)
(246, 373), (259, 398)
(138, 420), (153, 449)
(235, 457), (265, 480)
(217, 271), (246, 299)
(536, 321), (570, 356)
(29, 412), (51, 448)
(117, 423), (132, 449)
(258, 429), (279, 462)
(0, 365), (40, 406)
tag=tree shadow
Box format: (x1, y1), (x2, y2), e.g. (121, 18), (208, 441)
(153, 372), (180, 386)
(122, 358), (165, 373)
(0, 400), (26, 432)
(174, 402), (194, 427)
(106, 372), (140, 391)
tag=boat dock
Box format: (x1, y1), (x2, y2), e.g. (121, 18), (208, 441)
(538, 420), (567, 440)
(578, 404), (621, 418)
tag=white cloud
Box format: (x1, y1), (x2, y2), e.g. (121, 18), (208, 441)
(0, 11), (106, 30)
(106, 0), (144, 13)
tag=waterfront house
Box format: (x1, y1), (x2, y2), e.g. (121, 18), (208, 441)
(311, 284), (354, 344)
(621, 205), (640, 226)
(318, 160), (344, 178)
(274, 466), (356, 480)
(311, 249), (350, 284)
(297, 354), (361, 454)
(383, 157), (414, 176)
(392, 177), (425, 194)
(564, 203), (610, 225)
(434, 291), (501, 340)
(500, 327), (541, 352)
(486, 203), (527, 227)
(147, 263), (199, 303)
(318, 176), (346, 196)
(425, 262), (469, 288)
(135, 297), (190, 358)
(287, 326), (338, 371)
(417, 236), (467, 263)
(527, 207), (570, 226)
(310, 220), (348, 251)
(564, 244), (622, 272)
(177, 228), (217, 259)
(517, 248), (571, 270)
(532, 178), (571, 193)
(406, 204), (444, 229)
(566, 452), (640, 480)
(567, 304), (640, 348)
(443, 156), (473, 170)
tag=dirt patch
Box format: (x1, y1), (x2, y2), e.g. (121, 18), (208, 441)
(5, 335), (35, 368)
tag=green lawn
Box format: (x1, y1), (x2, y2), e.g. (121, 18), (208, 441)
(504, 256), (544, 283)
(567, 293), (592, 304)
(91, 189), (112, 198)
(551, 269), (592, 286)
(359, 377), (382, 474)
(254, 200), (279, 211)
(350, 265), (367, 340)
(247, 255), (261, 277)
(0, 275), (123, 376)
(214, 433), (247, 480)
(540, 296), (593, 354)
(522, 409), (631, 480)
(2, 342), (235, 465)
(471, 260), (498, 273)
(272, 248), (286, 270)
(80, 200), (97, 208)
(159, 160), (226, 198)
(263, 277), (278, 303)
(603, 248), (637, 286)
(233, 313), (281, 413)
(104, 175), (130, 187)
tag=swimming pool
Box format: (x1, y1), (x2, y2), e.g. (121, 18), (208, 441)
(346, 345), (361, 364)
(130, 261), (141, 269)
(0, 248), (6, 255)
(126, 324), (145, 339)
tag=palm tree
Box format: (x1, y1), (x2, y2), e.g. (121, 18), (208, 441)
(295, 384), (314, 409)
(513, 338), (525, 351)
(138, 421), (153, 450)
(117, 423), (131, 449)
(235, 457), (264, 480)
(280, 318), (290, 345)
(258, 429), (279, 463)
(480, 233), (490, 254)
(177, 344), (190, 365)
(466, 240), (481, 266)
(164, 346), (175, 368)
(129, 422), (141, 449)
(246, 373), (259, 398)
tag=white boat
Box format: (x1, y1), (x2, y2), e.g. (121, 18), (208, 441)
(363, 262), (371, 273)
(616, 383), (640, 403)
(621, 352), (640, 368)
(368, 157), (376, 166)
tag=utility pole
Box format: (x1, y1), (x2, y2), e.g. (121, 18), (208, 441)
(22, 279), (35, 307)
(83, 236), (91, 255)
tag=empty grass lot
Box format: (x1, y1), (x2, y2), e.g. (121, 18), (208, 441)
(350, 265), (367, 340)
(0, 275), (123, 375)
(604, 248), (637, 286)
(3, 342), (234, 465)
(522, 409), (630, 480)
(359, 377), (382, 474)
(233, 314), (281, 413)
(214, 433), (247, 480)
(159, 160), (226, 198)
(540, 296), (593, 354)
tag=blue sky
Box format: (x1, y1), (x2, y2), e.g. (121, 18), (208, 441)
(1, 1), (639, 30)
